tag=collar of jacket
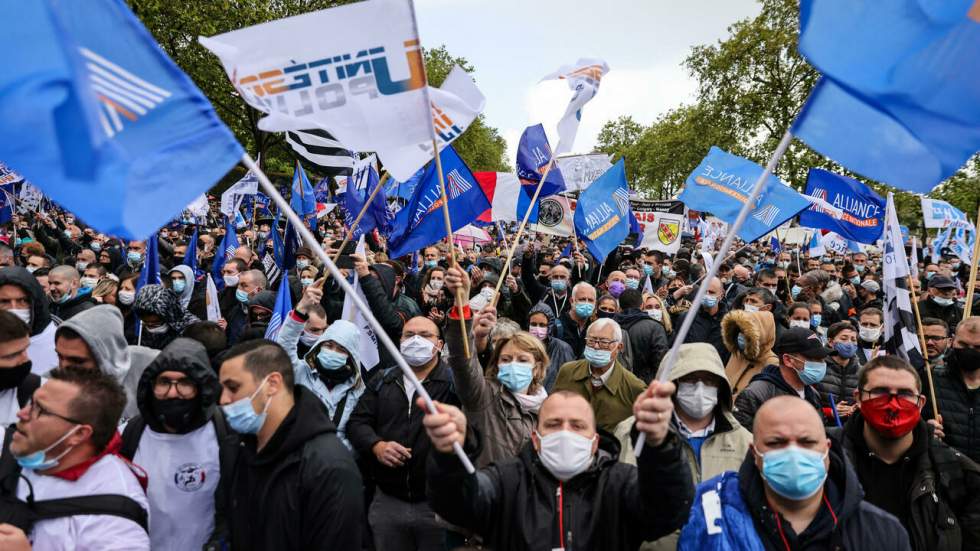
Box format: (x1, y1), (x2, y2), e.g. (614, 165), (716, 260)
(568, 359), (626, 388)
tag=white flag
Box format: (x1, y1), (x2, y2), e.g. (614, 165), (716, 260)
(341, 236), (380, 370)
(882, 193), (923, 366)
(638, 211), (684, 255)
(186, 194), (210, 219)
(555, 153), (612, 192)
(540, 58), (609, 154)
(205, 274), (221, 322)
(220, 171), (258, 217)
(530, 195), (575, 237)
(909, 236), (919, 280)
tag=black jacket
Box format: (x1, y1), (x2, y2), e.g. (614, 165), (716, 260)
(738, 439), (911, 550)
(917, 297), (964, 334)
(814, 355), (860, 425)
(616, 309), (669, 383)
(0, 267), (52, 336)
(427, 430), (694, 551)
(347, 362), (459, 502)
(733, 364), (822, 430)
(226, 385), (363, 551)
(832, 415), (980, 551)
(923, 363), (980, 464)
(683, 303), (730, 365)
(49, 289), (96, 322)
(359, 266), (404, 370)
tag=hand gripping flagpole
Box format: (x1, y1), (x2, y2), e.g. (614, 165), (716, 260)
(634, 130), (795, 457)
(242, 153), (476, 474)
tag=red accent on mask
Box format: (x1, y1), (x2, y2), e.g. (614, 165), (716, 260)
(861, 394), (920, 438)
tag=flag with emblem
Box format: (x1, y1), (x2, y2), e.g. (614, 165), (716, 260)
(882, 193), (924, 368)
(540, 58), (610, 154)
(0, 0), (243, 239)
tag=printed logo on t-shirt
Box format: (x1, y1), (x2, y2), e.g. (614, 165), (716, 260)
(174, 463), (207, 492)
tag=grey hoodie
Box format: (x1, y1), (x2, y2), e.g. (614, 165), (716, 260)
(58, 304), (159, 419)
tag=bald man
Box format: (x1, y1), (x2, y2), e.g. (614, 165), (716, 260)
(683, 277), (730, 364)
(47, 265), (95, 321)
(680, 396), (910, 549)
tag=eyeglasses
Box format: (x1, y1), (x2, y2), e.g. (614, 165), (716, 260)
(154, 377), (197, 398)
(860, 387), (920, 403)
(25, 399), (85, 425)
(585, 337), (618, 350)
(923, 335), (947, 342)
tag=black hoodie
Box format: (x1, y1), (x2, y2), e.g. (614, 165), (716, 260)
(133, 337), (220, 433)
(734, 365), (822, 430)
(227, 385), (363, 551)
(0, 266), (51, 336)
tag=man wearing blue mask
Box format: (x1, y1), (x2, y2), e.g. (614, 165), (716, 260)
(683, 277), (730, 365)
(559, 281), (596, 356)
(217, 340), (362, 550)
(47, 265), (95, 321)
(815, 322), (861, 426)
(521, 247), (573, 320)
(681, 396), (911, 550)
(734, 327), (830, 430)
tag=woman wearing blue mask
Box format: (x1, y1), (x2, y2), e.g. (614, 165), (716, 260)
(444, 266), (549, 468)
(167, 265), (206, 320)
(814, 322), (861, 426)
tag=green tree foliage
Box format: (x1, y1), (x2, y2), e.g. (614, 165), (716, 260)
(128, 1), (507, 183)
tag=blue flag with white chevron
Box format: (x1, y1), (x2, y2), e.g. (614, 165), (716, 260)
(0, 0), (242, 239)
(678, 147), (811, 244)
(573, 159), (631, 263)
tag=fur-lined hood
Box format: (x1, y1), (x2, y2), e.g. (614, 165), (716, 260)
(721, 309), (776, 361)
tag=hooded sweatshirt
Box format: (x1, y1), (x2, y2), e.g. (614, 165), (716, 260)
(169, 265), (195, 309)
(133, 284), (199, 350)
(0, 266), (58, 374)
(58, 304), (160, 419)
(722, 310), (779, 396)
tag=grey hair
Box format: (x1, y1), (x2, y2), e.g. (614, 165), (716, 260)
(242, 269), (268, 289)
(571, 281), (596, 298)
(490, 317), (521, 341)
(588, 317), (623, 343)
(50, 265), (80, 282)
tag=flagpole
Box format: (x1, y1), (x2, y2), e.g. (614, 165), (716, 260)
(635, 129), (795, 457)
(242, 153), (475, 474)
(330, 173), (389, 266)
(907, 274), (940, 420)
(964, 206), (980, 317)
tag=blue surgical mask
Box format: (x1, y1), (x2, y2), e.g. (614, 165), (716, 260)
(702, 295), (719, 309)
(14, 425), (80, 472)
(574, 302), (595, 319)
(736, 334), (747, 351)
(172, 280), (186, 293)
(810, 314), (822, 327)
(643, 265), (654, 276)
(222, 377), (271, 435)
(791, 285), (802, 299)
(317, 349), (349, 371)
(496, 362), (534, 392)
(90, 242), (102, 252)
(301, 278), (314, 287)
(850, 275), (861, 285)
(855, 264), (865, 273)
(551, 279), (567, 293)
(799, 359), (827, 385)
(127, 251), (142, 264)
(756, 445), (828, 500)
(925, 271), (936, 280)
(425, 260), (438, 269)
(235, 289), (250, 303)
(662, 268), (675, 279)
(296, 259), (310, 270)
(583, 346), (612, 367)
(834, 342), (857, 358)
(625, 278), (639, 289)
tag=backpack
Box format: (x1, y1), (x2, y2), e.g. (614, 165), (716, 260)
(0, 426), (148, 534)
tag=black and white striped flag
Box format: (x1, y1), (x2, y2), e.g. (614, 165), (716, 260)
(286, 129), (354, 177)
(882, 192), (924, 368)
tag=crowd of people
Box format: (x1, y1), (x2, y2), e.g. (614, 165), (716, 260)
(0, 204), (979, 550)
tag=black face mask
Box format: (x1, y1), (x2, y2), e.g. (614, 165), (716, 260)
(152, 397), (202, 434)
(948, 347), (980, 373)
(0, 360), (32, 390)
(317, 364), (354, 385)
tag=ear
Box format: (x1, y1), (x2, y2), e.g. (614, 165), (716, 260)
(69, 424), (94, 447)
(266, 371), (284, 396)
(530, 431), (541, 452)
(591, 434), (599, 455)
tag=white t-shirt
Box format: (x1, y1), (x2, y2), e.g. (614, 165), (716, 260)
(133, 422), (220, 551)
(28, 322), (59, 376)
(18, 454), (150, 550)
(0, 387), (19, 426)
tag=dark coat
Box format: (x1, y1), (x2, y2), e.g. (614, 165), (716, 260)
(814, 355), (861, 425)
(226, 385), (363, 551)
(427, 431), (694, 551)
(49, 290), (95, 322)
(684, 303), (730, 365)
(832, 415), (980, 551)
(733, 364), (822, 430)
(923, 363), (980, 464)
(616, 309), (669, 384)
(917, 297), (964, 334)
(347, 362), (460, 503)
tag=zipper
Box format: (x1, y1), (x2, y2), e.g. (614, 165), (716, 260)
(557, 483), (565, 549)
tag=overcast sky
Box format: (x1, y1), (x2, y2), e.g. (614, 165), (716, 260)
(415, 0), (762, 164)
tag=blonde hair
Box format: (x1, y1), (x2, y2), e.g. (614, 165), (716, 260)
(487, 331), (550, 395)
(644, 293), (672, 334)
(92, 278), (118, 300)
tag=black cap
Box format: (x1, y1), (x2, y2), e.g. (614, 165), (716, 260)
(929, 275), (956, 289)
(773, 327), (832, 359)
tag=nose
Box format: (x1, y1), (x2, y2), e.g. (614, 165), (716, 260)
(16, 404), (30, 422)
(166, 384), (180, 399)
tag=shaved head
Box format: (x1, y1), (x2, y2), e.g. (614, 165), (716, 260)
(752, 396), (830, 489)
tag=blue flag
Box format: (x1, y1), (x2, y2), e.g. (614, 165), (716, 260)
(678, 147), (811, 244)
(516, 124), (566, 199)
(770, 236), (781, 253)
(264, 273), (292, 341)
(210, 216), (239, 291)
(254, 192), (272, 217)
(291, 161), (317, 230)
(0, 190), (14, 225)
(341, 165), (389, 240)
(272, 219), (299, 272)
(0, 0), (242, 239)
(386, 168), (424, 202)
(388, 146), (491, 258)
(137, 235), (161, 290)
(313, 177), (332, 204)
(182, 226), (200, 278)
(792, 0), (980, 193)
(574, 159), (631, 263)
(798, 169), (885, 244)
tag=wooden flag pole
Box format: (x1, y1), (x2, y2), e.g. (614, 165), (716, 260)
(908, 274), (940, 419)
(963, 205), (980, 318)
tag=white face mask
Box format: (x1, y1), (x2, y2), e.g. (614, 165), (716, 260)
(479, 287), (495, 301)
(117, 290), (135, 305)
(400, 335), (436, 367)
(9, 308), (31, 325)
(743, 303), (760, 313)
(299, 330), (320, 346)
(79, 276), (98, 289)
(789, 320), (810, 330)
(676, 381), (719, 420)
(428, 279), (444, 291)
(143, 323), (169, 335)
(859, 326), (881, 342)
(645, 308), (663, 322)
(536, 430), (596, 481)
(223, 274), (240, 287)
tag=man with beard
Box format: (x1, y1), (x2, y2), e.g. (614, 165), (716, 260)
(924, 317), (980, 464)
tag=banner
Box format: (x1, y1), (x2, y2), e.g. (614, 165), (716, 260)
(220, 170), (258, 217)
(633, 200), (686, 255)
(798, 168), (884, 243)
(555, 153), (612, 193)
(882, 193), (924, 366)
(678, 147), (811, 244)
(0, 162), (22, 186)
(573, 159), (631, 262)
(921, 197), (971, 229)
